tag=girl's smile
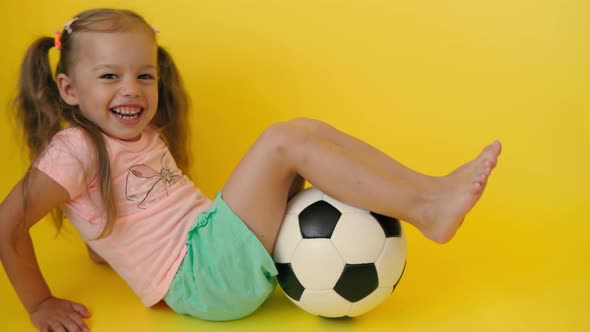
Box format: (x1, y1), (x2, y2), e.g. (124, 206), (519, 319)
(57, 28), (159, 142)
(110, 105), (145, 126)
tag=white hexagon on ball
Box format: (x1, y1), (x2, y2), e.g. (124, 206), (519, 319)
(349, 287), (392, 317)
(375, 237), (407, 288)
(298, 289), (352, 318)
(273, 213), (302, 263)
(291, 239), (345, 290)
(331, 213), (386, 264)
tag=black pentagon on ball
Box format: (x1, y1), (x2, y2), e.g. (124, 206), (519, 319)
(299, 200), (342, 238)
(333, 263), (378, 303)
(275, 263), (305, 301)
(370, 212), (402, 237)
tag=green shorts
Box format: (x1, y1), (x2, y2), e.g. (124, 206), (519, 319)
(165, 192), (278, 321)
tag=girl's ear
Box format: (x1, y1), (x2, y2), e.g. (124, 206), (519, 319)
(56, 73), (79, 106)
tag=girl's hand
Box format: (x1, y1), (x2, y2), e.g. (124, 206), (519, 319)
(29, 296), (91, 332)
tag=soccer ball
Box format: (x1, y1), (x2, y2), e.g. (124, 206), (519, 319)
(272, 187), (407, 318)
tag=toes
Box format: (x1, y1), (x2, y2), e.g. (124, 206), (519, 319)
(478, 151), (497, 168)
(472, 181), (482, 194)
(488, 141), (502, 159)
(472, 172), (489, 194)
(493, 140), (502, 155)
(481, 141), (502, 162)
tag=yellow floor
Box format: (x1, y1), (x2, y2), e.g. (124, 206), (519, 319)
(1, 204), (588, 331)
(1, 0), (589, 331)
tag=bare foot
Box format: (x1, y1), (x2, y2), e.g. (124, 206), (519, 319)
(417, 141), (502, 243)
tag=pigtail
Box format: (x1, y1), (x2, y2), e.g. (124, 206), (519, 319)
(153, 46), (192, 177)
(13, 36), (66, 231)
(69, 114), (117, 239)
(14, 36), (64, 161)
(14, 35), (117, 238)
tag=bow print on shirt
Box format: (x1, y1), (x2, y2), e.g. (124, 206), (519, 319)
(125, 152), (181, 209)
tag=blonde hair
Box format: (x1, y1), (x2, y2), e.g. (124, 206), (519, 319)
(14, 8), (191, 238)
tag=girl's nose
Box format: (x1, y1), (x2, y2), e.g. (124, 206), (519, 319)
(121, 78), (142, 97)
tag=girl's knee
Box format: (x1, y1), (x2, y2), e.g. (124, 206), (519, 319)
(259, 121), (313, 160)
(257, 122), (292, 156)
(288, 117), (323, 131)
(262, 121), (304, 144)
(288, 117), (334, 138)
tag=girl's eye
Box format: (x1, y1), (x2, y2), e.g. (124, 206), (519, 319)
(139, 74), (155, 80)
(100, 73), (117, 79)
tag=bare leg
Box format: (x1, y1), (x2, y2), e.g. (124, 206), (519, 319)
(287, 118), (502, 241)
(288, 117), (435, 188)
(222, 120), (501, 252)
(287, 173), (305, 200)
(284, 117), (429, 207)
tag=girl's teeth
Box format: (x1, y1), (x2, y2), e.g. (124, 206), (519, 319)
(111, 107), (142, 120)
(119, 114), (138, 120)
(113, 107), (141, 120)
(114, 107), (141, 115)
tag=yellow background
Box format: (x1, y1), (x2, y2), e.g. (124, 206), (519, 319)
(1, 0), (589, 331)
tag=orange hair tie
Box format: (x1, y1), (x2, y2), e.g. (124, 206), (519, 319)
(54, 30), (62, 50)
(54, 17), (78, 50)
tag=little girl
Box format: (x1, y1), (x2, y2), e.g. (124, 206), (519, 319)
(0, 8), (501, 332)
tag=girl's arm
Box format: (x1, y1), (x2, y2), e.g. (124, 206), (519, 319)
(0, 168), (90, 330)
(86, 244), (108, 265)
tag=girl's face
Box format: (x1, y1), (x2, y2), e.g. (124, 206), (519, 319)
(57, 27), (159, 142)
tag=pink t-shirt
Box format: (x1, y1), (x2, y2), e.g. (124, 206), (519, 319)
(35, 126), (212, 306)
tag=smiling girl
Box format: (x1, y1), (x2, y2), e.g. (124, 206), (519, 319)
(0, 8), (501, 332)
